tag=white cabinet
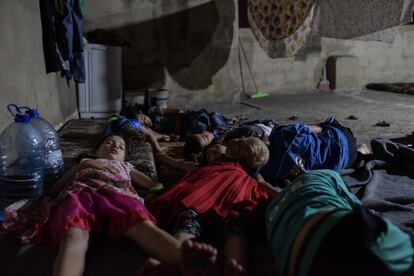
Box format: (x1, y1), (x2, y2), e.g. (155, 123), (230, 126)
(77, 44), (122, 118)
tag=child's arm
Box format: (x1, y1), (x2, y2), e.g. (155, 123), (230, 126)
(130, 167), (164, 190)
(48, 159), (119, 197)
(48, 164), (82, 197)
(254, 173), (280, 198)
(144, 126), (171, 142)
(140, 126), (163, 154)
(156, 153), (198, 172)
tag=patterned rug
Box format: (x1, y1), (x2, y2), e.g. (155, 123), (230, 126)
(58, 119), (158, 180)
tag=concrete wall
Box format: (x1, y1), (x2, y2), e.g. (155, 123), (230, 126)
(84, 0), (214, 30)
(84, 0), (240, 108)
(322, 25), (414, 89)
(0, 1), (78, 133)
(239, 25), (414, 94)
(1, 0), (412, 134)
(84, 0), (414, 106)
(238, 29), (323, 94)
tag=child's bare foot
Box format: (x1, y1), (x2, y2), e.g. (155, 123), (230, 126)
(224, 259), (248, 276)
(180, 239), (217, 276)
(357, 144), (371, 155)
(138, 258), (179, 276)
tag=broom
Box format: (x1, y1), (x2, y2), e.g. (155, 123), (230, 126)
(238, 38), (269, 100)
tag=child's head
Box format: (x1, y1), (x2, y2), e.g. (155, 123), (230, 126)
(204, 143), (227, 163)
(183, 131), (215, 160)
(225, 137), (269, 174)
(121, 104), (152, 127)
(96, 135), (126, 162)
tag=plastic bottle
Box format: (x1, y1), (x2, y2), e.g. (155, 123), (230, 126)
(0, 104), (45, 220)
(23, 107), (64, 192)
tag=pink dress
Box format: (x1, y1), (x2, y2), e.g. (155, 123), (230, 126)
(1, 159), (155, 246)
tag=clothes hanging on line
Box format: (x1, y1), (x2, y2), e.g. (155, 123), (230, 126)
(319, 0), (408, 39)
(39, 0), (85, 83)
(247, 0), (316, 40)
(246, 0), (412, 58)
(248, 1), (318, 58)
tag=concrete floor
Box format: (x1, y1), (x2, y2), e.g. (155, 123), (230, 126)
(205, 89), (414, 147)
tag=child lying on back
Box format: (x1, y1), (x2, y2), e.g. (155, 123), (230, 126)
(1, 135), (217, 276)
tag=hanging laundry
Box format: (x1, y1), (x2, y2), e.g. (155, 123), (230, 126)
(39, 0), (85, 83)
(401, 0), (414, 23)
(319, 0), (408, 39)
(248, 1), (318, 58)
(247, 0), (316, 40)
(247, 0), (412, 57)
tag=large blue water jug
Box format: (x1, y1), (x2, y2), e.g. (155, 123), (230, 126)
(23, 107), (64, 191)
(0, 105), (45, 220)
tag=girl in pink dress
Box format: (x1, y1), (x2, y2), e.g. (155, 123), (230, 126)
(1, 135), (217, 276)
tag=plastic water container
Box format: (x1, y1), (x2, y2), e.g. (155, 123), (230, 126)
(146, 88), (169, 109)
(0, 105), (45, 220)
(24, 107), (64, 191)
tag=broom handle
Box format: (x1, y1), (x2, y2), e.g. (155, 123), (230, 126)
(239, 37), (260, 92)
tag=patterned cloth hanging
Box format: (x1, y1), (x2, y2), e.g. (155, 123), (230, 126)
(247, 0), (412, 58)
(248, 1), (318, 58)
(247, 0), (316, 40)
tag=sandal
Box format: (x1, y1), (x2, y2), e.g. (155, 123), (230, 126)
(374, 120), (390, 127)
(346, 115), (358, 120)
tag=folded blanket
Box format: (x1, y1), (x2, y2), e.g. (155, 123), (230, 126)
(344, 138), (414, 233)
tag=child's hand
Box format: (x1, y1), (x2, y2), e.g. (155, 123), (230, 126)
(136, 114), (152, 127)
(81, 159), (119, 174)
